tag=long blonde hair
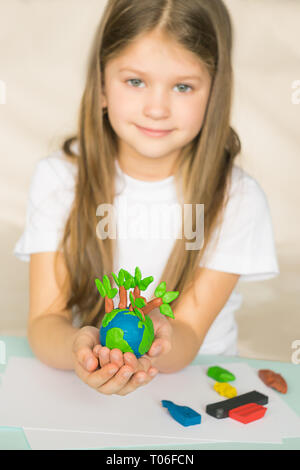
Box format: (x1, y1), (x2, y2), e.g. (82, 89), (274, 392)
(57, 0), (241, 327)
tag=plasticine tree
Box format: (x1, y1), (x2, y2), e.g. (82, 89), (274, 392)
(94, 267), (179, 358)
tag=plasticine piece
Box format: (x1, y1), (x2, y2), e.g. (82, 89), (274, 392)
(214, 382), (237, 398)
(207, 366), (236, 383)
(258, 369), (287, 394)
(229, 403), (267, 424)
(206, 390), (268, 419)
(161, 400), (201, 427)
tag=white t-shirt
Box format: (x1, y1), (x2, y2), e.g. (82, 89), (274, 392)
(13, 146), (280, 356)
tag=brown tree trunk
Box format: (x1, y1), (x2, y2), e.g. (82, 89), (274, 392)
(105, 297), (114, 314)
(141, 297), (162, 315)
(118, 285), (127, 309)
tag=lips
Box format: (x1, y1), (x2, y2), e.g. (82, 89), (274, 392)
(136, 125), (173, 137)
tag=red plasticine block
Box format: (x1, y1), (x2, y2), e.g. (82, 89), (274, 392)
(228, 403), (267, 424)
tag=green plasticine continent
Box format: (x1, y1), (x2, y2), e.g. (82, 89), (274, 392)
(138, 315), (155, 356)
(102, 308), (136, 327)
(105, 327), (135, 354)
(207, 366), (236, 382)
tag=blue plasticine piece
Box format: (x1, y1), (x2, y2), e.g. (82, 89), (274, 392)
(161, 400), (201, 427)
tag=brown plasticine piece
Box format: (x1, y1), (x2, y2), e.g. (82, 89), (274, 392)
(258, 369), (288, 394)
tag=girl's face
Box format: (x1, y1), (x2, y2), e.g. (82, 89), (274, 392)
(102, 29), (212, 171)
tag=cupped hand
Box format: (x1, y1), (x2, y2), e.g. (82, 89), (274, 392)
(72, 325), (125, 393)
(92, 307), (173, 396)
(72, 325), (159, 396)
(92, 346), (158, 396)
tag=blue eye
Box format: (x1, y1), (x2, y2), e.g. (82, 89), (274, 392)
(126, 79), (192, 93)
(127, 79), (145, 88)
(175, 84), (193, 93)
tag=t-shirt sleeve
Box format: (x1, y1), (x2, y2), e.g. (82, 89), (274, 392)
(13, 154), (76, 262)
(199, 170), (280, 281)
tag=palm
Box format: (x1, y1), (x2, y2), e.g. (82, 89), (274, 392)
(144, 308), (173, 358)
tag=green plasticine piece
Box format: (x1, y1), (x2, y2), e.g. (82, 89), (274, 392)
(105, 327), (134, 354)
(207, 366), (236, 382)
(102, 308), (120, 327)
(138, 315), (155, 356)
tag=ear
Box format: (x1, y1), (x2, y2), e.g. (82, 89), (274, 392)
(101, 77), (107, 107)
(101, 93), (107, 109)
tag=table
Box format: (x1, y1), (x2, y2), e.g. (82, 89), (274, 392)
(0, 336), (299, 450)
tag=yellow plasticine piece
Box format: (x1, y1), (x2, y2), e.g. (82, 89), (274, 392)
(213, 382), (237, 398)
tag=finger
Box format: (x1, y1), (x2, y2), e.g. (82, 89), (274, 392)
(98, 346), (111, 368)
(109, 348), (125, 368)
(137, 356), (152, 373)
(75, 346), (99, 372)
(74, 357), (103, 384)
(88, 364), (134, 395)
(148, 337), (171, 357)
(93, 344), (102, 356)
(84, 362), (120, 390)
(117, 368), (158, 396)
(123, 352), (138, 372)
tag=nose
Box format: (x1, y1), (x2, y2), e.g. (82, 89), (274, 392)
(143, 87), (171, 119)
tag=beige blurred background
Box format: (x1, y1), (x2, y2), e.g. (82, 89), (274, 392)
(0, 0), (299, 361)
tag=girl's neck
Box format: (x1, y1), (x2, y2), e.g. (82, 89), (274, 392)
(117, 153), (179, 182)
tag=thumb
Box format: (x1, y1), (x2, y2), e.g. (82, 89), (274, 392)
(148, 334), (172, 357)
(77, 347), (98, 371)
(145, 316), (171, 357)
(74, 333), (99, 371)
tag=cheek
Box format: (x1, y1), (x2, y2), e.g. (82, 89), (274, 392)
(178, 104), (205, 133)
(109, 82), (138, 120)
(179, 93), (210, 130)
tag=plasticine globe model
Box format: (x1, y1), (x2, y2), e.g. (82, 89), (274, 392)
(100, 307), (154, 358)
(95, 267), (179, 358)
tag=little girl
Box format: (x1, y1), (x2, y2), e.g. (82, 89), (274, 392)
(14, 0), (279, 396)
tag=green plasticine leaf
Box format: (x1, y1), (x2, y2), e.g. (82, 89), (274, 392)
(137, 280), (143, 291)
(124, 278), (132, 290)
(123, 269), (133, 281)
(111, 272), (119, 287)
(95, 278), (106, 298)
(155, 282), (166, 298)
(134, 307), (145, 322)
(159, 303), (175, 319)
(144, 276), (154, 287)
(103, 275), (111, 291)
(129, 291), (135, 307)
(107, 287), (118, 299)
(135, 297), (146, 308)
(118, 269), (125, 285)
(139, 276), (154, 291)
(135, 266), (142, 284)
(123, 270), (135, 289)
(162, 291), (179, 304)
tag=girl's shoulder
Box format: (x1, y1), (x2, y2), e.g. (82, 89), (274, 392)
(229, 164), (270, 213)
(201, 163), (279, 281)
(32, 148), (78, 195)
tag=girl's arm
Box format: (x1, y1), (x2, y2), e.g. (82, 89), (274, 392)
(28, 252), (80, 370)
(149, 267), (240, 374)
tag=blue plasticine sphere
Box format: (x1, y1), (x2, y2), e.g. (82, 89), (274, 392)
(100, 308), (154, 358)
